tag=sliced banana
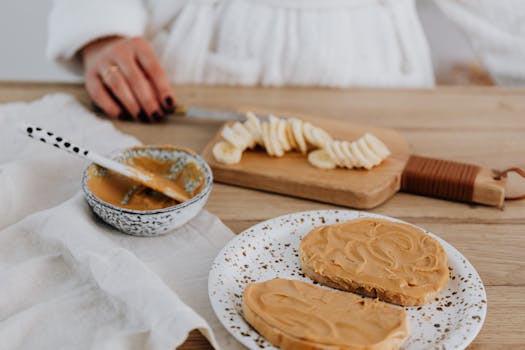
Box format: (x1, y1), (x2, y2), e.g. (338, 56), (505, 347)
(341, 141), (358, 168)
(363, 133), (391, 158)
(214, 112), (390, 170)
(277, 118), (291, 151)
(308, 149), (336, 169)
(212, 141), (243, 164)
(269, 116), (285, 157)
(333, 141), (354, 168)
(244, 112), (262, 146)
(350, 141), (374, 169)
(312, 127), (333, 147)
(324, 141), (341, 167)
(304, 124), (333, 149)
(326, 142), (343, 167)
(357, 138), (382, 166)
(261, 121), (275, 156)
(221, 125), (247, 150)
(232, 122), (255, 149)
(285, 120), (298, 150)
(303, 122), (317, 148)
(291, 118), (307, 154)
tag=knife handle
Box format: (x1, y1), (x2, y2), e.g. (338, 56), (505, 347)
(400, 155), (506, 207)
(173, 104), (187, 116)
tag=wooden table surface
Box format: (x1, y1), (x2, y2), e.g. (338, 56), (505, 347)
(1, 82), (524, 349)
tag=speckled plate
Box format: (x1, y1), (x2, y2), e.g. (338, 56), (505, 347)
(209, 210), (486, 350)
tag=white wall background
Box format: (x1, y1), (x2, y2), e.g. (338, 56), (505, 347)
(0, 0), (476, 83)
(0, 0), (79, 82)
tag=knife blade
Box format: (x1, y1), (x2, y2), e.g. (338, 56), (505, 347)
(175, 106), (245, 122)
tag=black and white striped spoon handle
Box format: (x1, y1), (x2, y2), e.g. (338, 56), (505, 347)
(24, 124), (92, 159)
(22, 124), (138, 179)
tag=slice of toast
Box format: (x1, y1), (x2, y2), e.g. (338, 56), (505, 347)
(243, 278), (409, 350)
(300, 218), (449, 306)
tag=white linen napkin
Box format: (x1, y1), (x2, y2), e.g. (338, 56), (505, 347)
(0, 94), (244, 350)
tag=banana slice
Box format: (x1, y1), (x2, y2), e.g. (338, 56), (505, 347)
(330, 141), (348, 167)
(232, 122), (255, 149)
(303, 122), (317, 148)
(363, 133), (391, 159)
(341, 141), (358, 168)
(221, 125), (248, 150)
(277, 118), (291, 151)
(285, 120), (298, 150)
(324, 142), (343, 167)
(312, 127), (333, 147)
(244, 112), (262, 146)
(333, 141), (353, 168)
(357, 138), (382, 166)
(304, 123), (334, 149)
(350, 141), (374, 169)
(261, 122), (275, 156)
(212, 141), (243, 164)
(308, 149), (336, 169)
(291, 118), (307, 154)
(269, 116), (285, 157)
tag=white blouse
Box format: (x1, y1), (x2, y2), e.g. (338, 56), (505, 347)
(47, 0), (525, 87)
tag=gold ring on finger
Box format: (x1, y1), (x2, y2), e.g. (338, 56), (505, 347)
(100, 65), (120, 83)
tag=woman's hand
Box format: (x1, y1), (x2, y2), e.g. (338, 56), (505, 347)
(82, 36), (175, 122)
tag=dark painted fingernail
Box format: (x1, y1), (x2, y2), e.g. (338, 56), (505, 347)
(165, 97), (174, 107)
(162, 104), (175, 114)
(152, 111), (164, 122)
(118, 112), (132, 121)
(92, 103), (103, 113)
(138, 111), (150, 123)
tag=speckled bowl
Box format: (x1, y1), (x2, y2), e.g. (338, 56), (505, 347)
(81, 145), (213, 237)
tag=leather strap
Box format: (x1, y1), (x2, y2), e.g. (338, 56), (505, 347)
(494, 167), (525, 200)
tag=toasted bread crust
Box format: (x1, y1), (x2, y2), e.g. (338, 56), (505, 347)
(301, 258), (431, 307)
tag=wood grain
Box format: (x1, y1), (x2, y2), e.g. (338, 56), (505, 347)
(1, 82), (524, 349)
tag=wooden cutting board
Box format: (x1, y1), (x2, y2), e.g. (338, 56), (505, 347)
(201, 110), (410, 209)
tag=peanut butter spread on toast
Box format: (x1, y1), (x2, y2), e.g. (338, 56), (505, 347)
(300, 218), (449, 306)
(243, 278), (408, 349)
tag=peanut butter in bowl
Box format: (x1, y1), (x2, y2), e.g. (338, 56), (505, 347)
(87, 152), (204, 211)
(81, 145), (213, 236)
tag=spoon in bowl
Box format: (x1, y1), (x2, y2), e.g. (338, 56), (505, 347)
(21, 124), (190, 203)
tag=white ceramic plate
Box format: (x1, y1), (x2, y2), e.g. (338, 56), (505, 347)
(209, 210), (487, 350)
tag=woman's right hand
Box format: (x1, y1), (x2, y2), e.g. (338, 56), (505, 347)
(82, 36), (176, 122)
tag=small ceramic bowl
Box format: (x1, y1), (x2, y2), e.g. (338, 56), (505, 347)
(81, 145), (213, 237)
